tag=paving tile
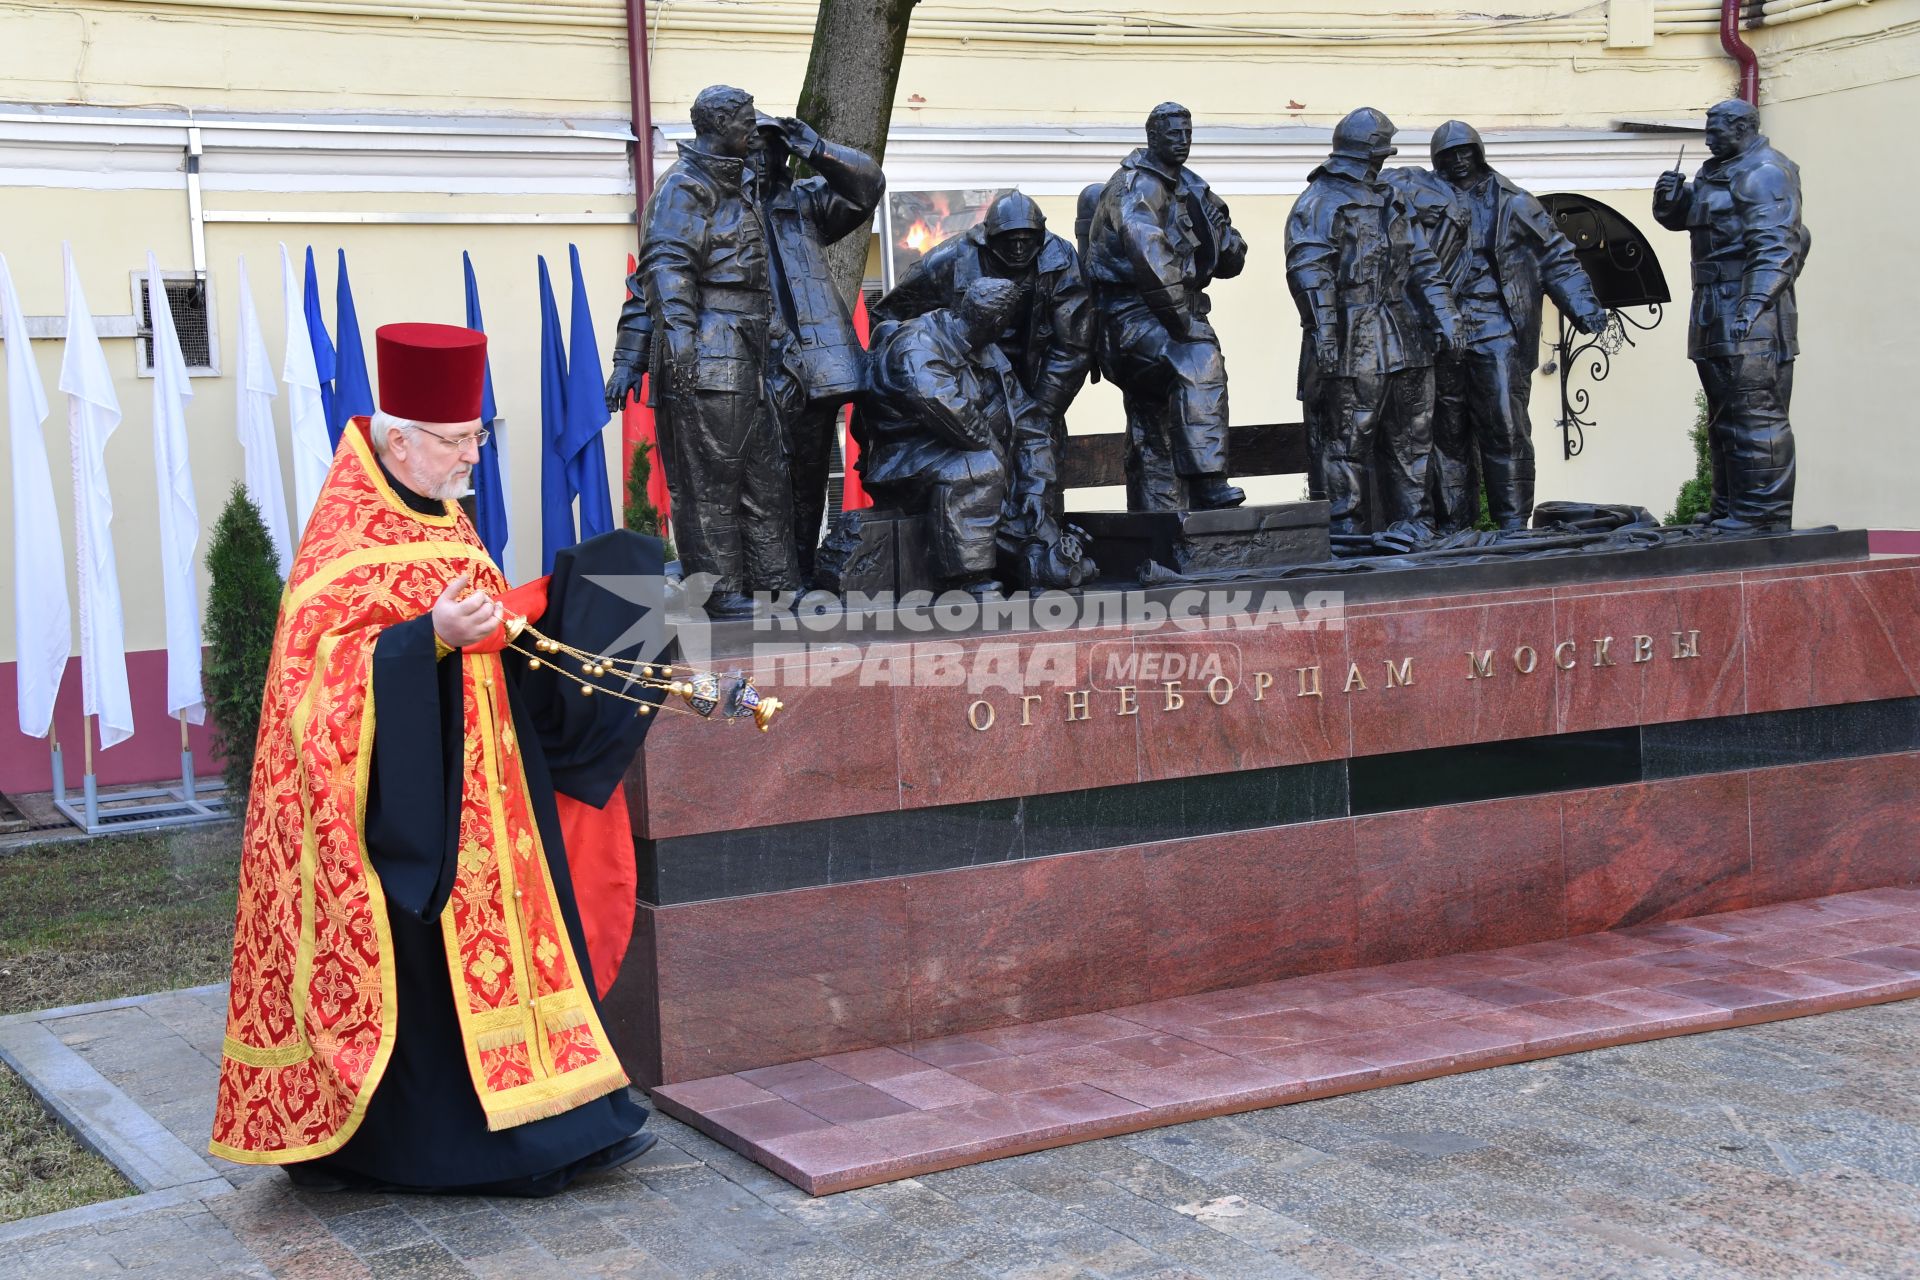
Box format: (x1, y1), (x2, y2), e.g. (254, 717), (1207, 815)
(650, 891), (1920, 1199)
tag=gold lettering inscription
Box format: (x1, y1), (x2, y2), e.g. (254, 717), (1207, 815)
(1207, 676), (1234, 705)
(1163, 681), (1185, 711)
(1253, 671), (1273, 701)
(1593, 636), (1616, 668)
(1116, 686), (1138, 716)
(1466, 650), (1495, 680)
(1672, 629), (1701, 660)
(1065, 689), (1090, 721)
(1344, 662), (1367, 693)
(1018, 694), (1041, 726)
(1514, 645), (1539, 675)
(1297, 665), (1323, 698)
(1633, 634), (1655, 663)
(1384, 658), (1414, 689)
(967, 700), (995, 732)
(1554, 640), (1578, 671)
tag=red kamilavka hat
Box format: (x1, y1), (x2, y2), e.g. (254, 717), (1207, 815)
(375, 322), (488, 424)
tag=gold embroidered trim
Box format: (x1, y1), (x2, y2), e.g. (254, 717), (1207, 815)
(542, 1005), (589, 1035)
(220, 1036), (311, 1068)
(285, 541), (486, 614)
(477, 1026), (529, 1053)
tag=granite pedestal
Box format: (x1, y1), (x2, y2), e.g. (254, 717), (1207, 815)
(603, 540), (1920, 1189)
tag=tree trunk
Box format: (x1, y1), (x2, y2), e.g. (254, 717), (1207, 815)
(794, 0), (919, 305)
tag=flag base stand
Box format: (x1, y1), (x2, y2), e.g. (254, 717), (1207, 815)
(49, 740), (229, 837)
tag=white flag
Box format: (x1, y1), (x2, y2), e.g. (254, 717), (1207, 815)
(147, 254), (204, 726)
(1, 252), (71, 739)
(280, 242), (330, 531)
(235, 256), (292, 575)
(59, 244), (134, 750)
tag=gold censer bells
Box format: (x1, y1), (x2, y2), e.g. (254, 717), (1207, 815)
(505, 615), (782, 731)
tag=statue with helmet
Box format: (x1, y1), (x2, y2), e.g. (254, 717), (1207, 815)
(1654, 99), (1810, 533)
(1084, 102), (1250, 513)
(1286, 107), (1463, 543)
(1389, 120), (1609, 534)
(873, 190), (1094, 517)
(856, 278), (1095, 595)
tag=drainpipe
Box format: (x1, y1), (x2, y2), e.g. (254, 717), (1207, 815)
(624, 0), (654, 253)
(1721, 0), (1761, 104)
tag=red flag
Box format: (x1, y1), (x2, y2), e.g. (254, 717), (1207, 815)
(842, 290), (874, 512)
(620, 254), (671, 533)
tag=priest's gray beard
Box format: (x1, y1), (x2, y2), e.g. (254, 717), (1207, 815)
(428, 468), (475, 501)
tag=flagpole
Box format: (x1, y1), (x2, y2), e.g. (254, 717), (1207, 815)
(179, 714), (197, 807)
(48, 721), (64, 806)
(82, 714), (99, 830)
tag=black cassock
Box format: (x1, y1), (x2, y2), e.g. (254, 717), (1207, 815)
(297, 481), (666, 1196)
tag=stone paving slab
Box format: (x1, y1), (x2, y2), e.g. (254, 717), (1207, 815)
(9, 918), (1920, 1274)
(0, 1017), (226, 1193)
(655, 887), (1920, 1194)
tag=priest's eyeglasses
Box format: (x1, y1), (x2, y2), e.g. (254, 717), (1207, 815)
(408, 424), (491, 450)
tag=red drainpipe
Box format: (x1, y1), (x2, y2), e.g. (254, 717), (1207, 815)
(624, 0), (655, 254)
(1721, 0), (1761, 104)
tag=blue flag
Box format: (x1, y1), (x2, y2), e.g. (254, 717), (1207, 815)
(463, 251), (509, 568)
(331, 250), (374, 443)
(537, 256), (575, 573)
(563, 244), (614, 544)
(301, 247), (338, 445)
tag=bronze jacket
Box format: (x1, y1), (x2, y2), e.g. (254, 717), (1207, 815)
(873, 226), (1092, 417)
(763, 137), (885, 404)
(633, 142), (770, 396)
(1387, 164), (1602, 359)
(1083, 149), (1248, 334)
(1285, 155), (1459, 387)
(1653, 136), (1810, 360)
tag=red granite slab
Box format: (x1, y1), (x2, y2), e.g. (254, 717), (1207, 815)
(648, 878), (912, 1083)
(1347, 597), (1558, 756)
(1550, 582), (1745, 733)
(651, 888), (1920, 1195)
(1353, 793), (1567, 966)
(1562, 773), (1755, 934)
(1750, 752), (1920, 904)
(1744, 563), (1920, 713)
(1130, 621), (1350, 780)
(893, 630), (1141, 809)
(630, 647), (902, 838)
(1136, 820), (1358, 998)
(902, 845), (1150, 1041)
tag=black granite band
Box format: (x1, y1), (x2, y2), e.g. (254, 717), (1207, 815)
(639, 696), (1920, 906)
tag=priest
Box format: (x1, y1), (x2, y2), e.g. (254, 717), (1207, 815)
(212, 322), (665, 1196)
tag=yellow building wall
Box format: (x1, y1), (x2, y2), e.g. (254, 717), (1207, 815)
(4, 0), (1740, 126)
(1745, 14), (1920, 531)
(0, 0), (1914, 674)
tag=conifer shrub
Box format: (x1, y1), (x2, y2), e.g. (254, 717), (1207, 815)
(623, 439), (676, 562)
(1666, 392), (1713, 525)
(203, 484), (283, 799)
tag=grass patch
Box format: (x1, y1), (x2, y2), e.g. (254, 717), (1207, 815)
(0, 1062), (132, 1224)
(0, 823), (242, 1017)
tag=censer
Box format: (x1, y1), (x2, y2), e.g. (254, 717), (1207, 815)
(501, 613), (782, 731)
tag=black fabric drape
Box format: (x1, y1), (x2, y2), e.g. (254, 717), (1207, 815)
(304, 529), (668, 1193)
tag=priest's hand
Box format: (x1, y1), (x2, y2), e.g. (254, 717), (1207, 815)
(433, 574), (505, 650)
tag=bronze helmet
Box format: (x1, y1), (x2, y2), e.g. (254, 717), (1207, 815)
(1330, 107), (1399, 162)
